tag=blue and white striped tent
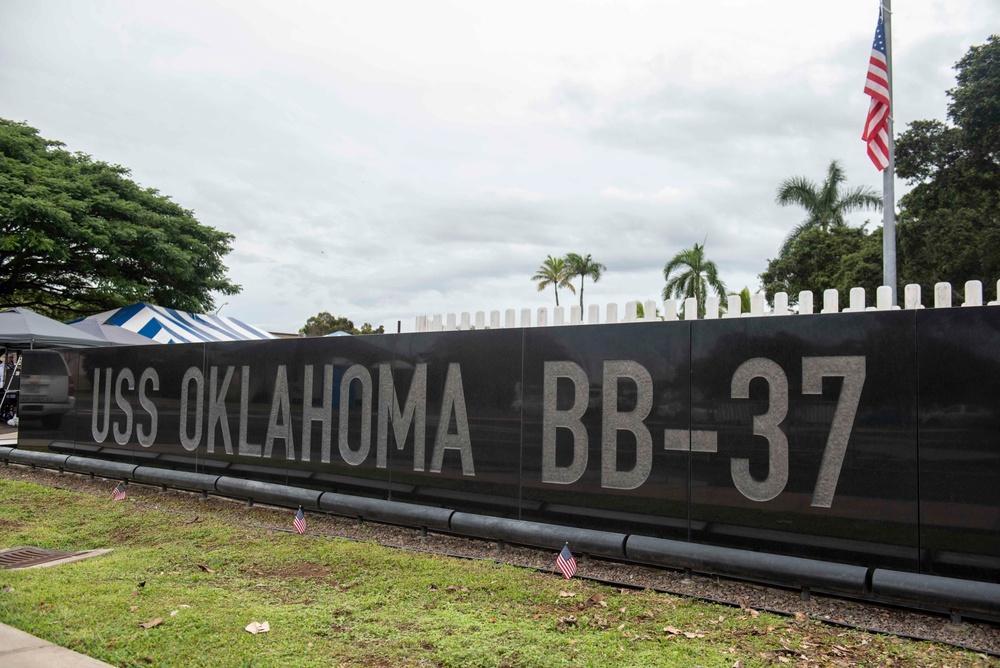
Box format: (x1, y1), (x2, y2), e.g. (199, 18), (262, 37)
(92, 303), (277, 344)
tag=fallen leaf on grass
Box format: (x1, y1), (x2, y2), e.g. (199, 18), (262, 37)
(664, 625), (682, 635)
(183, 516), (202, 524)
(2, 586), (13, 593)
(558, 591), (576, 598)
(191, 564), (215, 573)
(170, 610), (179, 617)
(581, 593), (606, 609)
(556, 616), (577, 627)
(139, 618), (162, 630)
(129, 606), (138, 612)
(683, 631), (705, 639)
(245, 621), (270, 634)
(795, 611), (808, 622)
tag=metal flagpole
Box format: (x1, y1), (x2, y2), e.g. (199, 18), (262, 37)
(881, 0), (897, 303)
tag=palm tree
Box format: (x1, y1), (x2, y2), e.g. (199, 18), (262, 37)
(662, 242), (727, 317)
(776, 159), (881, 253)
(531, 255), (575, 306)
(565, 252), (606, 311)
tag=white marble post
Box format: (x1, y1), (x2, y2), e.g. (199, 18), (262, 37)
(521, 308), (532, 327)
(588, 304), (600, 324)
(723, 295), (741, 318)
(489, 310), (500, 328)
(822, 289), (839, 314)
(904, 284), (923, 309)
(623, 301), (637, 322)
(537, 307), (548, 327)
(876, 286), (893, 310)
(430, 314), (443, 331)
(643, 300), (657, 321)
(799, 291), (814, 315)
(663, 299), (678, 321)
(934, 282), (952, 308)
(460, 312), (471, 330)
(569, 305), (582, 324)
(553, 306), (565, 326)
(848, 287), (865, 312)
(963, 280), (983, 307)
(704, 296), (720, 319)
(606, 303), (618, 324)
(684, 297), (698, 320)
(504, 309), (516, 328)
(774, 292), (790, 316)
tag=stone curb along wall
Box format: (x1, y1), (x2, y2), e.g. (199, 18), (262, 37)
(15, 304), (1000, 593)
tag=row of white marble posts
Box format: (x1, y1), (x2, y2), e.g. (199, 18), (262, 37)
(414, 280), (999, 332)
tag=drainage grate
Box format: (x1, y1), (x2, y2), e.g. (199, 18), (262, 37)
(0, 546), (81, 569)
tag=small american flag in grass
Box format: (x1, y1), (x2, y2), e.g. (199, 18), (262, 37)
(556, 544), (577, 579)
(111, 482), (126, 501)
(293, 507), (306, 535)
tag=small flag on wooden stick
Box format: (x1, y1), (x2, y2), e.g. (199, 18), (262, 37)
(293, 506), (306, 535)
(111, 481), (127, 501)
(556, 543), (577, 579)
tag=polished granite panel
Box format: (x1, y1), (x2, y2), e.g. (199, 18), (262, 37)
(201, 336), (396, 489)
(917, 307), (1000, 581)
(689, 311), (919, 571)
(387, 329), (524, 513)
(520, 322), (691, 538)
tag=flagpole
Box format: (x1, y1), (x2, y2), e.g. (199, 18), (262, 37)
(881, 0), (897, 303)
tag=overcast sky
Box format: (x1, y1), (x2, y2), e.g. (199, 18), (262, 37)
(3, 1), (998, 333)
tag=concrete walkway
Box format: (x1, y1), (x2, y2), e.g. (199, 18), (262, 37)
(0, 623), (117, 667)
(1, 427), (115, 665)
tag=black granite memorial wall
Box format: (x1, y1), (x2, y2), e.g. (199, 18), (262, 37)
(14, 307), (1000, 584)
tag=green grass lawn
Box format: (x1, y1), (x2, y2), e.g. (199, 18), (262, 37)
(0, 474), (993, 667)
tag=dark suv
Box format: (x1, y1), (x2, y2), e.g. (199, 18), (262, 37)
(18, 351), (75, 427)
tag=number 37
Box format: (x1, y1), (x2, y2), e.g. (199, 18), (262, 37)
(729, 356), (866, 508)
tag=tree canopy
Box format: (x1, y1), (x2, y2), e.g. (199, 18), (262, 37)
(775, 160), (881, 254)
(530, 255), (575, 306)
(0, 119), (240, 319)
(299, 312), (384, 336)
(759, 226), (882, 306)
(565, 252), (606, 311)
(895, 36), (1000, 298)
(662, 242), (726, 317)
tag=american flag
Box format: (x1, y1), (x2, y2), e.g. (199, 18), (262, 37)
(111, 482), (126, 501)
(863, 6), (891, 170)
(293, 507), (306, 535)
(556, 544), (577, 579)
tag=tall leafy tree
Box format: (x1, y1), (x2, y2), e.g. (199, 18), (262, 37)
(0, 119), (239, 319)
(775, 160), (881, 253)
(531, 254), (575, 306)
(895, 36), (1000, 299)
(299, 312), (384, 336)
(662, 242), (726, 317)
(760, 226), (882, 306)
(565, 252), (605, 311)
